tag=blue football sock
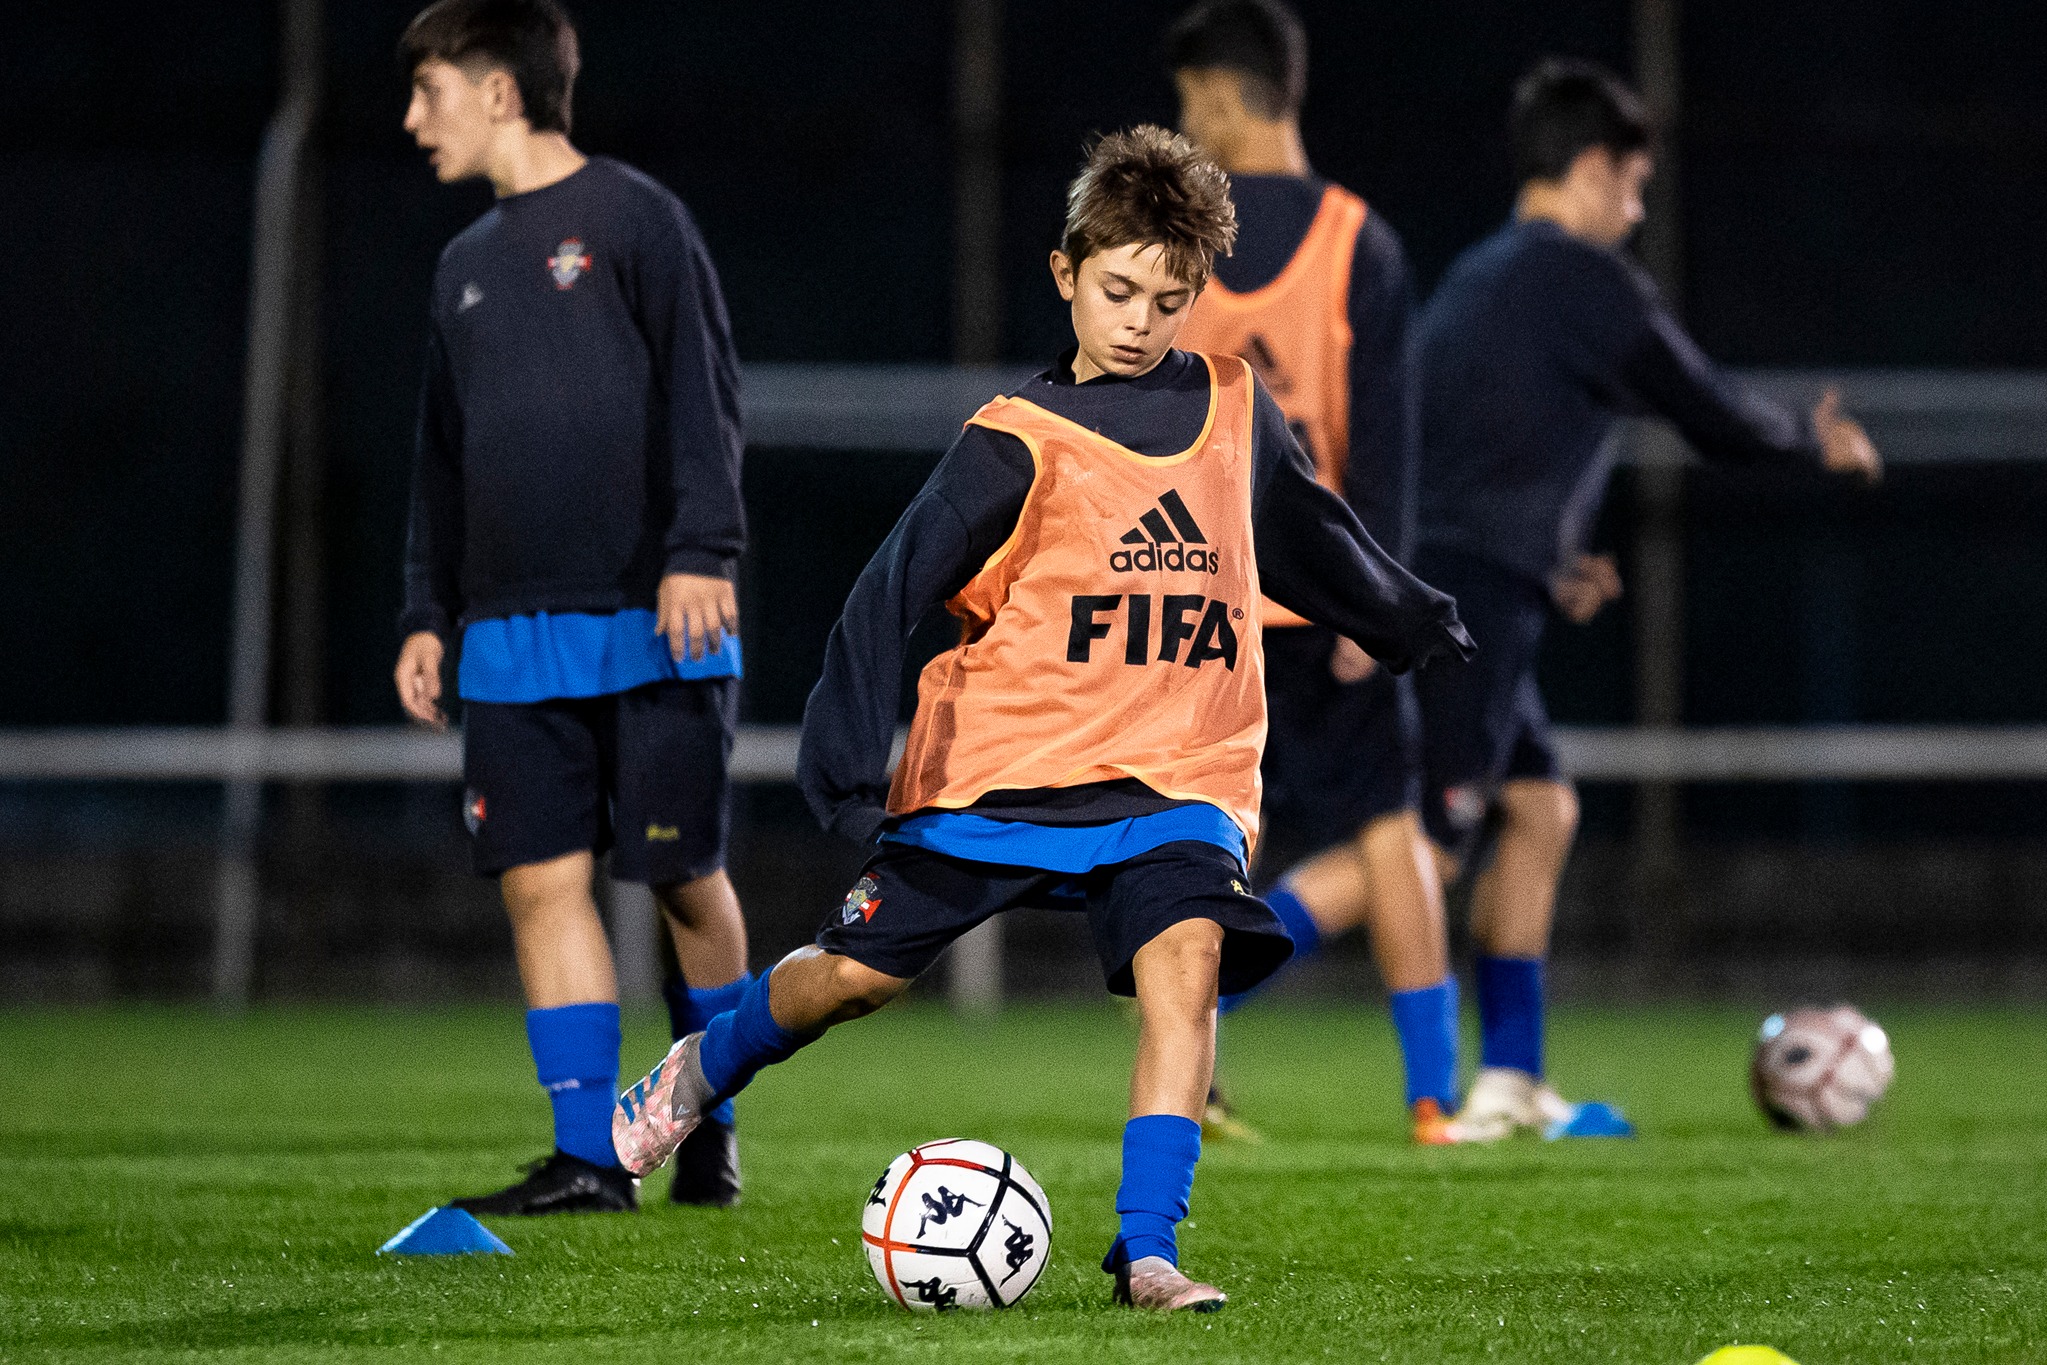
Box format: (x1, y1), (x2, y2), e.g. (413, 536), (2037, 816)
(1388, 978), (1460, 1108)
(1218, 880), (1322, 1015)
(1476, 954), (1545, 1077)
(663, 971), (752, 1125)
(1103, 1114), (1202, 1270)
(696, 966), (808, 1105)
(525, 1002), (622, 1169)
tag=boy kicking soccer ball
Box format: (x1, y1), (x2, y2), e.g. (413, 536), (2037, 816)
(612, 126), (1472, 1310)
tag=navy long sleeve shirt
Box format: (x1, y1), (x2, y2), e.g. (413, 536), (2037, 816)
(1415, 218), (1822, 588)
(400, 156), (745, 640)
(1215, 174), (1419, 558)
(797, 349), (1473, 846)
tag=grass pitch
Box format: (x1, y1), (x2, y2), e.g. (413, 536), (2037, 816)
(1, 1002), (2042, 1363)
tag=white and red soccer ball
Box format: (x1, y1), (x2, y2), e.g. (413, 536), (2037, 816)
(861, 1139), (1051, 1311)
(1751, 1004), (1895, 1131)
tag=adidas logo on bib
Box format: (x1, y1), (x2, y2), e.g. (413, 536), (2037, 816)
(1109, 490), (1220, 575)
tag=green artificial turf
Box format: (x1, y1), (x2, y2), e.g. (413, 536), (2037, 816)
(0, 1002), (2042, 1363)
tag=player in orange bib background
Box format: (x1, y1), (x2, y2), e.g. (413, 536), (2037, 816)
(1168, 0), (1470, 1144)
(611, 125), (1470, 1312)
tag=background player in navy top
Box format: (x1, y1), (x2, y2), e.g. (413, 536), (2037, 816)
(1410, 60), (1880, 1139)
(393, 0), (754, 1212)
(1167, 0), (1466, 1146)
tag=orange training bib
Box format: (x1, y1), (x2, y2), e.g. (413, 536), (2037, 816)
(888, 354), (1269, 849)
(1176, 182), (1367, 628)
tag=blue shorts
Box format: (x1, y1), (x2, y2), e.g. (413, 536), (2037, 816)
(1410, 546), (1563, 854)
(813, 839), (1292, 998)
(460, 678), (737, 883)
(1260, 625), (1421, 851)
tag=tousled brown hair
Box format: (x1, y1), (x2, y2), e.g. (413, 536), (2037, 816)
(1060, 125), (1237, 289)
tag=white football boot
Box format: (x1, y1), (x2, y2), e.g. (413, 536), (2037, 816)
(1114, 1256), (1228, 1312)
(1453, 1066), (1635, 1140)
(1449, 1066), (1542, 1141)
(612, 1033), (713, 1176)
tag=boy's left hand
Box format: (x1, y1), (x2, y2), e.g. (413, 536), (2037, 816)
(1550, 552), (1622, 625)
(658, 572), (740, 662)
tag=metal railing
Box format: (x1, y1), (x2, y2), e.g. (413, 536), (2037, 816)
(8, 723), (2047, 785)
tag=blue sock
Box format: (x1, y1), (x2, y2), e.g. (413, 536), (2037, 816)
(1103, 1114), (1202, 1270)
(1388, 978), (1460, 1108)
(696, 967), (808, 1105)
(525, 1002), (622, 1169)
(663, 972), (752, 1125)
(1219, 880), (1322, 1015)
(1476, 954), (1545, 1077)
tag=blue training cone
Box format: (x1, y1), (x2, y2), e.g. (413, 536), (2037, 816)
(377, 1206), (513, 1256)
(1543, 1101), (1635, 1140)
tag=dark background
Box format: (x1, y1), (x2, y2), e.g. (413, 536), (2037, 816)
(2, 2), (2043, 997)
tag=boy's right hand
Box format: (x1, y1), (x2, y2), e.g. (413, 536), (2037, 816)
(395, 631), (448, 730)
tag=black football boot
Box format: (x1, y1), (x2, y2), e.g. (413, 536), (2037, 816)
(448, 1150), (639, 1216)
(667, 1116), (742, 1207)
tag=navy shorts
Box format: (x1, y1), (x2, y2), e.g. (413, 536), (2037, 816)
(1260, 624), (1421, 851)
(814, 839), (1293, 998)
(1410, 546), (1564, 853)
(461, 678), (737, 884)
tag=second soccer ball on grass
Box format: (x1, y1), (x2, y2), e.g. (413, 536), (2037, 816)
(1751, 1005), (1895, 1131)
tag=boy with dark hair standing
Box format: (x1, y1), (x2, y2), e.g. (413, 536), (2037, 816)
(1412, 59), (1876, 1136)
(1167, 0), (1467, 1145)
(610, 126), (1471, 1309)
(395, 0), (753, 1213)
(1245, 57), (1881, 1139)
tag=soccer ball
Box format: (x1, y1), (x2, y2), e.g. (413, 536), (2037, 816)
(1750, 1005), (1895, 1131)
(861, 1138), (1051, 1311)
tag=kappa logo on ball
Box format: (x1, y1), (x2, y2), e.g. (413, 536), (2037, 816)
(915, 1186), (984, 1238)
(839, 875), (882, 925)
(548, 237), (591, 289)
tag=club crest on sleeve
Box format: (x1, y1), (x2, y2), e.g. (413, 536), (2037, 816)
(548, 237), (591, 289)
(839, 875), (882, 925)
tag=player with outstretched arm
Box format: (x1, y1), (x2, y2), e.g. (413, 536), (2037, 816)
(610, 127), (1472, 1310)
(1217, 59), (1882, 1139)
(394, 0), (754, 1213)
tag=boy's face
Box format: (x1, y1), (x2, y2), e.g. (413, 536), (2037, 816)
(1575, 146), (1654, 246)
(1050, 243), (1199, 383)
(404, 57), (514, 183)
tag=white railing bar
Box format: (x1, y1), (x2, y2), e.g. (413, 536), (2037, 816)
(3, 725), (2047, 784)
(738, 363), (2047, 462)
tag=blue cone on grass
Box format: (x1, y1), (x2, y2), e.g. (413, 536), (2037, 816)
(1544, 1101), (1635, 1140)
(377, 1206), (514, 1256)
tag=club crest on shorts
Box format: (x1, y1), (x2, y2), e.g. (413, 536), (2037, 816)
(548, 237), (591, 289)
(839, 875), (882, 925)
(1441, 783), (1487, 831)
(464, 789), (487, 834)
